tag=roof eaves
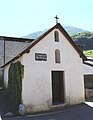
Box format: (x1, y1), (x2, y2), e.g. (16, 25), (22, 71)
(84, 62), (93, 67)
(0, 24), (56, 68)
(56, 24), (87, 61)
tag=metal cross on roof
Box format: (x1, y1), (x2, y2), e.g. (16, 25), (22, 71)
(54, 15), (59, 24)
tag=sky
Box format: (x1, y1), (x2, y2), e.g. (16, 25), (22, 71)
(0, 0), (93, 37)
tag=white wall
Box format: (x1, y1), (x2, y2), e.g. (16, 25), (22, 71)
(22, 28), (84, 112)
(4, 57), (23, 87)
(4, 65), (10, 87)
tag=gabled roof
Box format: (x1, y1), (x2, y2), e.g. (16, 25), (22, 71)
(1, 23), (87, 68)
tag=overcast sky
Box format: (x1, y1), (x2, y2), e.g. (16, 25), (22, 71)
(0, 0), (93, 37)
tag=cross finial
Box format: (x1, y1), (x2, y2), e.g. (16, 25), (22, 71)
(54, 15), (59, 24)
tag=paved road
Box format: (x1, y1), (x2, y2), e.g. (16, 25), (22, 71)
(2, 104), (93, 120)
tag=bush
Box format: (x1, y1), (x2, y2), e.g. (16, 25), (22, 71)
(7, 61), (24, 111)
(0, 74), (3, 87)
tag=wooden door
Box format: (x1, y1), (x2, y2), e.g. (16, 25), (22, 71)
(52, 71), (64, 105)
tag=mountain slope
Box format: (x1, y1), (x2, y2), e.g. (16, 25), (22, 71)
(64, 26), (85, 35)
(23, 26), (86, 39)
(72, 32), (93, 50)
(23, 29), (48, 39)
(23, 26), (93, 50)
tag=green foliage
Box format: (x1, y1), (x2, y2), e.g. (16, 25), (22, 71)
(83, 50), (93, 58)
(7, 61), (24, 111)
(72, 32), (93, 41)
(0, 73), (3, 87)
(0, 76), (2, 87)
(72, 32), (93, 50)
(0, 74), (1, 80)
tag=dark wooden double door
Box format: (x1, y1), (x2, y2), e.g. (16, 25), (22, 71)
(52, 71), (64, 105)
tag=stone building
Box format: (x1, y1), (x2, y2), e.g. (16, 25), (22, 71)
(0, 36), (33, 82)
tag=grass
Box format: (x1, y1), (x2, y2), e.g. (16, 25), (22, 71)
(83, 50), (93, 58)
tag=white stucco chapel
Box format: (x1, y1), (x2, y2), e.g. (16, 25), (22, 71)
(2, 23), (91, 113)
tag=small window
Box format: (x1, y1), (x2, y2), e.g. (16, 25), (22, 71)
(54, 31), (59, 42)
(55, 49), (61, 63)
